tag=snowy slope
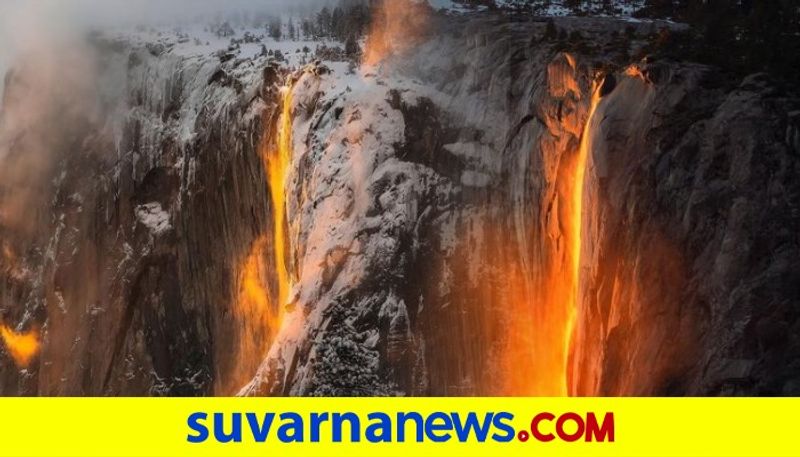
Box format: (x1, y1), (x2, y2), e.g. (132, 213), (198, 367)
(432, 0), (646, 18)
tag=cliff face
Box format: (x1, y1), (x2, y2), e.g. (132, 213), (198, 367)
(243, 15), (800, 396)
(0, 37), (285, 395)
(572, 68), (800, 396)
(1, 14), (798, 396)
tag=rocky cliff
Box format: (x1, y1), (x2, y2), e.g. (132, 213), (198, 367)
(0, 33), (286, 395)
(1, 13), (797, 396)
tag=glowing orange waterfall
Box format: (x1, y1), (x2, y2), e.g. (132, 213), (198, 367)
(0, 242), (39, 368)
(227, 80), (295, 394)
(500, 77), (602, 396)
(0, 324), (39, 368)
(244, 80), (295, 350)
(265, 83), (295, 312)
(239, 237), (279, 333)
(564, 83), (602, 395)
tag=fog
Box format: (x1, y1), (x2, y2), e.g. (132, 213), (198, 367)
(0, 0), (339, 265)
(0, 0), (329, 27)
(0, 0), (331, 96)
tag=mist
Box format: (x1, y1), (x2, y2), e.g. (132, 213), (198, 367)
(0, 0), (337, 242)
(0, 0), (333, 97)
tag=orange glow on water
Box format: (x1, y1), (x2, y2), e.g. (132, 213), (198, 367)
(0, 324), (40, 368)
(1, 241), (26, 281)
(564, 83), (602, 395)
(237, 80), (295, 332)
(363, 0), (429, 67)
(226, 81), (295, 394)
(238, 236), (279, 332)
(2, 243), (14, 262)
(265, 84), (294, 311)
(499, 80), (602, 396)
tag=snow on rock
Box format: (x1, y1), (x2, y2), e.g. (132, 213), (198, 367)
(135, 202), (172, 235)
(242, 59), (459, 396)
(2, 8), (796, 398)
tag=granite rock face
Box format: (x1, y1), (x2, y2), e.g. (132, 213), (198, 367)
(245, 15), (799, 396)
(572, 67), (800, 396)
(1, 14), (797, 396)
(0, 36), (285, 395)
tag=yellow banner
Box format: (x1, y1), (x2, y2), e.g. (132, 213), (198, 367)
(0, 398), (796, 457)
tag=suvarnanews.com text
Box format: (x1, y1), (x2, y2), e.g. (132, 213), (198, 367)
(187, 410), (615, 444)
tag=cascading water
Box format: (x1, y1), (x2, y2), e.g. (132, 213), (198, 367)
(565, 82), (602, 396)
(265, 83), (295, 313)
(496, 60), (605, 396)
(0, 243), (40, 369)
(2, 11), (793, 398)
(231, 37), (611, 398)
(226, 79), (296, 395)
(0, 324), (39, 368)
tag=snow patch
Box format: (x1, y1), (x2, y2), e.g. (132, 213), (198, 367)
(135, 202), (172, 235)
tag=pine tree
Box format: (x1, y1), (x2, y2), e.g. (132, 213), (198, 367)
(648, 0), (800, 81)
(317, 7), (332, 38)
(643, 0), (675, 17)
(332, 7), (345, 41)
(302, 20), (314, 40)
(345, 34), (361, 57)
(288, 20), (296, 42)
(268, 17), (282, 41)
